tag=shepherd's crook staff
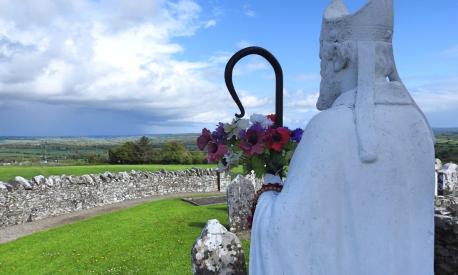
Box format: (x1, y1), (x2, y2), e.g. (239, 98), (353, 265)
(224, 46), (284, 128)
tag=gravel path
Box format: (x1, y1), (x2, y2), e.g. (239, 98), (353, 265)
(0, 192), (222, 244)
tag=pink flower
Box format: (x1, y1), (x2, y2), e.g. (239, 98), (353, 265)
(207, 140), (228, 163)
(239, 123), (265, 156)
(197, 128), (211, 150)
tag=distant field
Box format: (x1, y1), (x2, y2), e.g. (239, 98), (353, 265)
(0, 164), (216, 182)
(0, 128), (456, 182)
(0, 134), (200, 165)
(435, 129), (458, 164)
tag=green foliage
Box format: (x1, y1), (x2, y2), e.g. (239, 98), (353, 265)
(190, 151), (207, 164)
(108, 137), (205, 165)
(83, 153), (108, 164)
(160, 141), (193, 164)
(242, 143), (297, 179)
(242, 154), (265, 178)
(0, 198), (250, 274)
(108, 137), (156, 164)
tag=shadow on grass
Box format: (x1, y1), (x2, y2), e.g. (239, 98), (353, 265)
(188, 222), (207, 229)
(213, 206), (228, 212)
(188, 221), (231, 230)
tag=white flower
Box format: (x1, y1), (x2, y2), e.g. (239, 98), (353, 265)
(217, 150), (242, 172)
(224, 118), (249, 139)
(236, 118), (250, 130)
(250, 114), (273, 128)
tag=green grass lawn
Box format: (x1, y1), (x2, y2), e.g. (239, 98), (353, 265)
(0, 198), (250, 274)
(0, 164), (217, 182)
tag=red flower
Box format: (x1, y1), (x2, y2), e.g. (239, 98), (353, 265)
(265, 127), (291, 152)
(207, 140), (228, 163)
(267, 114), (277, 125)
(197, 128), (211, 150)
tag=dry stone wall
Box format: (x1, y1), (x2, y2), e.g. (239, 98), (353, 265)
(0, 169), (230, 228)
(435, 211), (458, 275)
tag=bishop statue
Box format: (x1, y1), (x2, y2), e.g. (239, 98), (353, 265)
(249, 0), (435, 274)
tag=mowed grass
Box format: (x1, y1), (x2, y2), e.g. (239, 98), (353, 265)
(0, 198), (250, 274)
(0, 164), (217, 182)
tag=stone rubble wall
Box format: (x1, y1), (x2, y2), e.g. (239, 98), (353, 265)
(0, 169), (230, 228)
(435, 211), (458, 275)
(434, 160), (458, 274)
(437, 161), (458, 196)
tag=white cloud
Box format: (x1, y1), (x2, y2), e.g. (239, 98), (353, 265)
(410, 76), (458, 113)
(286, 90), (319, 110)
(243, 4), (256, 17)
(440, 45), (458, 58)
(282, 89), (319, 129)
(232, 57), (270, 76)
(204, 19), (217, 28)
(237, 40), (252, 49)
(293, 73), (321, 82)
(0, 0), (262, 133)
(240, 94), (271, 108)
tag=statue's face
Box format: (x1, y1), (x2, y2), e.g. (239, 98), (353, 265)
(317, 41), (342, 111)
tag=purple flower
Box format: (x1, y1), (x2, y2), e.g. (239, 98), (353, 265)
(291, 128), (304, 143)
(250, 122), (265, 132)
(212, 123), (228, 144)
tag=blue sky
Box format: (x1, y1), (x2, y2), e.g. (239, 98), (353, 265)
(0, 0), (457, 136)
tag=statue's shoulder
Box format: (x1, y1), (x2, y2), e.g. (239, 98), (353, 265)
(305, 106), (355, 138)
(375, 81), (414, 105)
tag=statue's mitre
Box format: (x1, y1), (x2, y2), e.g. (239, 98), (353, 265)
(321, 0), (394, 42)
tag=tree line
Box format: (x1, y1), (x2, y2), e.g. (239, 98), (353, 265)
(107, 136), (207, 164)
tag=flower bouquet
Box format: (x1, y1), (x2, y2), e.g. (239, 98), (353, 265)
(196, 113), (303, 182)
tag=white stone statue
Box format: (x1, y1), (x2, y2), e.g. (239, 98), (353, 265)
(249, 0), (436, 274)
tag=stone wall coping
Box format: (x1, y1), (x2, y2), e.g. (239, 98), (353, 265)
(0, 168), (220, 194)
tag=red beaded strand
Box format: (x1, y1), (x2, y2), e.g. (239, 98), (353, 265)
(247, 183), (283, 229)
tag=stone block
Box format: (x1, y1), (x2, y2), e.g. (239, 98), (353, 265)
(14, 176), (32, 190)
(227, 175), (255, 233)
(191, 219), (246, 275)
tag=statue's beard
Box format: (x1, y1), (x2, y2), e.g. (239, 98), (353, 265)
(317, 76), (341, 111)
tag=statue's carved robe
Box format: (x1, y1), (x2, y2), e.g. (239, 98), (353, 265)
(250, 82), (435, 275)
